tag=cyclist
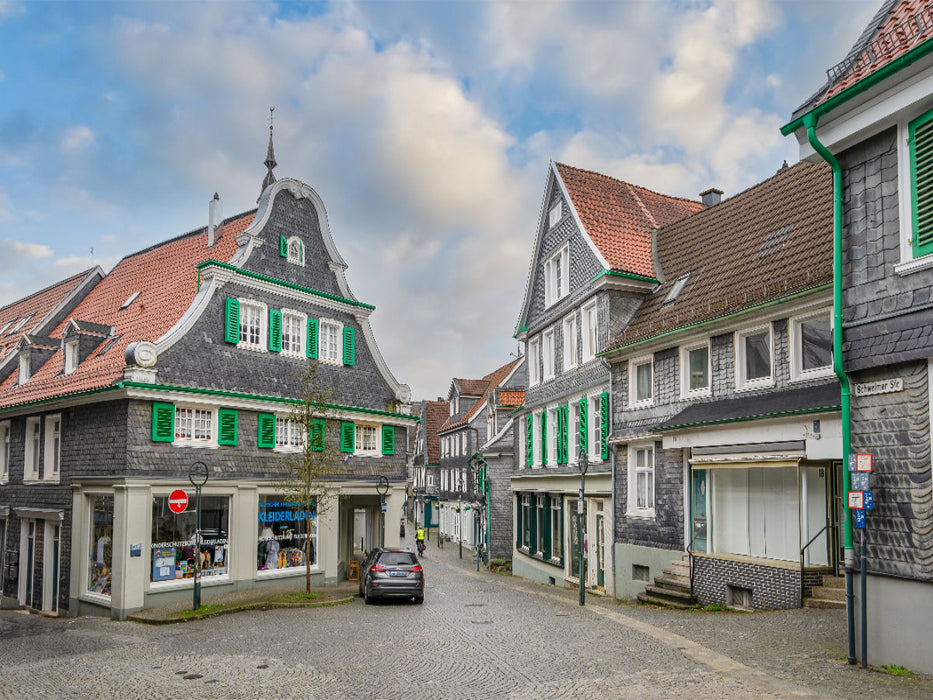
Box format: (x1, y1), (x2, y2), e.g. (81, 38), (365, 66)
(416, 527), (426, 555)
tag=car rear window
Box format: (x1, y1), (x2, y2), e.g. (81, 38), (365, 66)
(378, 552), (416, 566)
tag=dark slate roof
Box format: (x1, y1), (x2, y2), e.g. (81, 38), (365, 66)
(655, 381), (841, 431)
(439, 357), (523, 433)
(608, 160), (833, 352)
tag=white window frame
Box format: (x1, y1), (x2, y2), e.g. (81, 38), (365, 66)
(237, 299), (267, 352)
(280, 309), (307, 358)
(542, 328), (555, 381)
(581, 301), (598, 363)
(589, 394), (602, 463)
(532, 413), (541, 468)
(549, 201), (562, 228)
(318, 319), (342, 366)
(789, 310), (834, 382)
(173, 405), (217, 447)
(627, 443), (656, 518)
(568, 401), (579, 465)
(544, 243), (570, 308)
(285, 235), (305, 266)
(735, 323), (775, 391)
(629, 355), (654, 407)
(547, 407), (557, 466)
(18, 352), (29, 385)
(0, 420), (10, 482)
(355, 423), (378, 456)
(64, 339), (79, 375)
(528, 337), (540, 386)
(43, 414), (61, 482)
(896, 104), (933, 274)
(562, 314), (577, 371)
(24, 417), (41, 481)
(680, 340), (712, 399)
(275, 417), (305, 452)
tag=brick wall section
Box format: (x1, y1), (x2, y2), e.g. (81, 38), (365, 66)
(693, 556), (802, 610)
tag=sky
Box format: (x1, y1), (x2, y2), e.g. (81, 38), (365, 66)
(0, 0), (881, 401)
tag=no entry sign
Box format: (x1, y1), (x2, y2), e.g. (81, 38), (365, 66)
(168, 489), (189, 514)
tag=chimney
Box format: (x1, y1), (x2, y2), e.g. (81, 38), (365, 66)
(700, 188), (723, 208)
(208, 193), (222, 247)
(650, 228), (665, 283)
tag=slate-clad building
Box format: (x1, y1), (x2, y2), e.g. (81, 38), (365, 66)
(412, 399), (446, 532)
(783, 0), (933, 672)
(511, 162), (703, 595)
(0, 157), (414, 618)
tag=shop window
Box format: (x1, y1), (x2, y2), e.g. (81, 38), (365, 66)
(550, 496), (563, 563)
(521, 494), (532, 550)
(257, 497), (318, 574)
(88, 495), (113, 598)
(150, 495), (230, 583)
(535, 495), (546, 556)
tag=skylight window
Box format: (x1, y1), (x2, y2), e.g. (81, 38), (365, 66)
(120, 292), (141, 310)
(0, 321), (13, 335)
(96, 335), (122, 356)
(663, 275), (690, 306)
(9, 314), (33, 335)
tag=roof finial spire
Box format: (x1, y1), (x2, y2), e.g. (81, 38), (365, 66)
(260, 106), (277, 199)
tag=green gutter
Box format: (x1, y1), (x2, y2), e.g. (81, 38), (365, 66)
(599, 283), (832, 358)
(198, 260), (375, 310)
(589, 269), (659, 285)
(782, 37), (933, 137)
(653, 404), (840, 432)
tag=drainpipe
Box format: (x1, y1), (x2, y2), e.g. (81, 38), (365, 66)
(803, 112), (856, 665)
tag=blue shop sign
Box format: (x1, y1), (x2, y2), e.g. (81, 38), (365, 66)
(854, 510), (866, 529)
(258, 502), (316, 523)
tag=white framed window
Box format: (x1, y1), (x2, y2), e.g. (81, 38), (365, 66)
(64, 339), (79, 375)
(319, 320), (341, 365)
(568, 401), (579, 464)
(24, 417), (41, 481)
(281, 310), (306, 358)
(532, 413), (541, 468)
(562, 314), (577, 371)
(174, 406), (215, 446)
(237, 300), (266, 351)
(628, 443), (655, 517)
(355, 424), (378, 455)
(549, 201), (562, 228)
(528, 337), (540, 386)
(18, 352), (29, 384)
(581, 301), (597, 362)
(427, 474), (434, 488)
(896, 104), (933, 272)
(0, 420), (10, 482)
(789, 310), (833, 382)
(589, 395), (602, 462)
(544, 243), (570, 308)
(629, 356), (654, 407)
(547, 407), (557, 466)
(680, 341), (711, 398)
(43, 415), (61, 481)
(286, 236), (305, 265)
(275, 417), (304, 451)
(543, 328), (555, 380)
(550, 497), (562, 560)
(535, 495), (546, 554)
(735, 324), (774, 391)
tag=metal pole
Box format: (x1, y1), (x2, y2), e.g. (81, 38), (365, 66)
(459, 495), (463, 560)
(861, 533), (867, 669)
(193, 484), (201, 610)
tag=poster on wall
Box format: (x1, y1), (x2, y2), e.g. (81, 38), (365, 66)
(152, 547), (176, 582)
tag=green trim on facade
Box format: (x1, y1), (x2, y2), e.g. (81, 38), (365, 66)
(654, 404), (840, 432)
(588, 269), (659, 285)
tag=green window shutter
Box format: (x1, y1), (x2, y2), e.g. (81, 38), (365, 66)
(268, 309), (282, 352)
(340, 421), (355, 453)
(579, 397), (588, 455)
(309, 419), (325, 452)
(307, 318), (318, 359)
(218, 408), (238, 446)
(540, 411), (547, 465)
(152, 402), (175, 442)
(342, 327), (355, 365)
(381, 425), (395, 455)
(600, 391), (609, 460)
(279, 235), (288, 257)
(257, 413), (276, 449)
(558, 406), (569, 464)
(224, 298), (240, 344)
(911, 108), (933, 256)
(543, 495), (552, 560)
(525, 414), (533, 467)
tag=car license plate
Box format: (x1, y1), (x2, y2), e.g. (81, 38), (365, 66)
(389, 571), (405, 577)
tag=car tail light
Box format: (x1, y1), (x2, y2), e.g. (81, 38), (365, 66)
(410, 564), (422, 572)
(371, 564), (387, 572)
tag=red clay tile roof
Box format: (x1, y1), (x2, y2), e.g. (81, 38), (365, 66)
(439, 357), (523, 433)
(0, 213), (254, 408)
(498, 390), (524, 407)
(455, 378), (487, 397)
(555, 163), (705, 278)
(423, 400), (448, 464)
(609, 161), (833, 351)
(0, 269), (99, 360)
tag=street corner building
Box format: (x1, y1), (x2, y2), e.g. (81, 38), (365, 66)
(0, 154), (415, 619)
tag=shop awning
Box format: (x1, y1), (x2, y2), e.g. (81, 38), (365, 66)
(690, 457), (801, 470)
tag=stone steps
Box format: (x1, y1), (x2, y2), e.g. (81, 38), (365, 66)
(804, 575), (846, 610)
(637, 553), (698, 610)
(636, 592), (697, 610)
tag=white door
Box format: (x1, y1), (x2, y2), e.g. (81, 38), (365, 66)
(41, 522), (60, 613)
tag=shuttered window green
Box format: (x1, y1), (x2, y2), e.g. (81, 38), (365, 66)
(309, 419), (325, 452)
(557, 405), (569, 464)
(578, 397), (588, 455)
(340, 421), (355, 453)
(268, 309), (282, 352)
(224, 298), (240, 344)
(540, 411), (547, 465)
(911, 107), (933, 257)
(600, 392), (609, 460)
(307, 318), (319, 359)
(525, 414), (533, 467)
(152, 402), (175, 442)
(218, 408), (238, 446)
(279, 235), (288, 257)
(381, 425), (395, 455)
(342, 327), (355, 366)
(257, 413), (276, 449)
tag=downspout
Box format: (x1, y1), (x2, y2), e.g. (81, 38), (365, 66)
(803, 112), (856, 665)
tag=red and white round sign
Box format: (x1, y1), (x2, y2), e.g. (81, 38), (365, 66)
(168, 489), (188, 514)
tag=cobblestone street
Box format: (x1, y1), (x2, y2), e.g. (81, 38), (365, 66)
(1, 536), (931, 699)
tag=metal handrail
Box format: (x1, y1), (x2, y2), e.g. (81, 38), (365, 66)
(799, 522), (831, 607)
(686, 534), (698, 596)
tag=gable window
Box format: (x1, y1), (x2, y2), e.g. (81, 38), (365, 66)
(543, 328), (555, 380)
(0, 421), (10, 482)
(319, 321), (341, 365)
(544, 243), (570, 308)
(175, 406), (214, 445)
(281, 311), (306, 357)
(562, 314), (577, 371)
(286, 236), (305, 265)
(528, 337), (540, 386)
(790, 311), (833, 382)
(628, 444), (655, 517)
(64, 339), (79, 375)
(238, 301), (265, 351)
(549, 201), (562, 228)
(24, 417), (41, 481)
(736, 325), (774, 390)
(680, 341), (711, 398)
(18, 352), (29, 384)
(581, 301), (597, 362)
(629, 356), (654, 407)
(44, 415), (61, 482)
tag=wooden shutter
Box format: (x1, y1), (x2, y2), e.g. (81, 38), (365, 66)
(309, 419), (325, 452)
(600, 391), (609, 460)
(382, 425), (395, 455)
(540, 411), (547, 465)
(224, 298), (240, 344)
(342, 327), (355, 365)
(257, 413), (276, 448)
(151, 402), (174, 442)
(279, 235), (288, 257)
(578, 397), (588, 455)
(307, 318), (318, 359)
(558, 405), (568, 464)
(525, 414), (533, 467)
(268, 309), (282, 352)
(911, 108), (933, 256)
(340, 421), (355, 453)
(218, 408), (238, 446)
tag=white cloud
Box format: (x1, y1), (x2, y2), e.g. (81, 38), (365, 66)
(54, 255), (116, 276)
(0, 237), (52, 260)
(58, 186), (117, 217)
(61, 125), (94, 153)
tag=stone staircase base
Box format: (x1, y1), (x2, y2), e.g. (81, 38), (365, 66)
(637, 553), (698, 610)
(804, 574), (846, 610)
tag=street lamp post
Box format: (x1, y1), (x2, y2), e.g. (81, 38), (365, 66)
(376, 476), (389, 548)
(458, 476), (463, 560)
(469, 451), (489, 572)
(188, 461), (209, 611)
(578, 452), (589, 607)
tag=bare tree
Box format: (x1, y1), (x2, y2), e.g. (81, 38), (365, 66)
(276, 359), (341, 594)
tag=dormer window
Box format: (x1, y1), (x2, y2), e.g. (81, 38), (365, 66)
(120, 292), (141, 310)
(64, 339), (79, 375)
(280, 235), (305, 265)
(18, 351), (30, 384)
